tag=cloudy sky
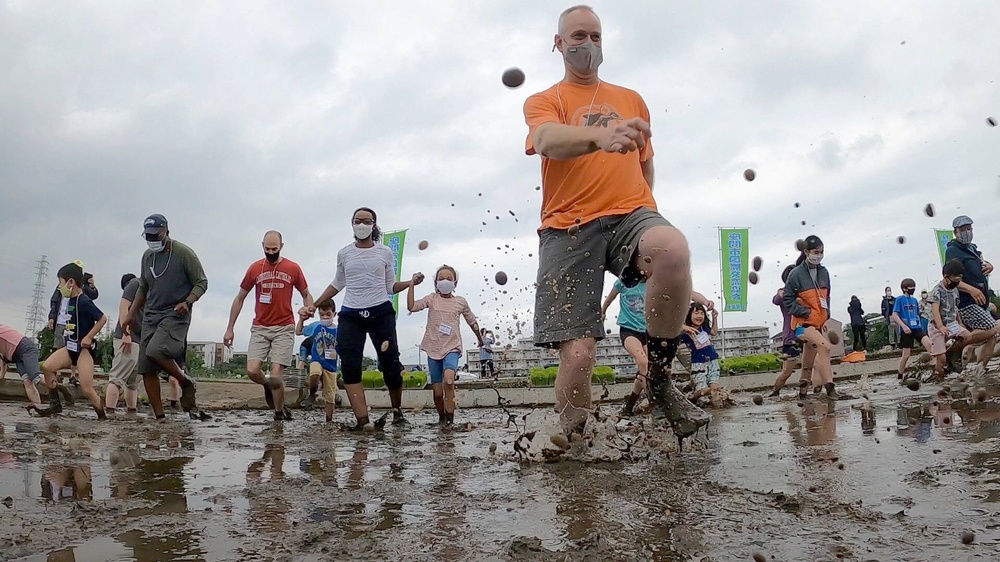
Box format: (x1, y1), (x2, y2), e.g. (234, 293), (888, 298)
(1, 1), (998, 365)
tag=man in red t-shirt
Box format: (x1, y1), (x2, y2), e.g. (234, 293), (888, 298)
(224, 231), (314, 420)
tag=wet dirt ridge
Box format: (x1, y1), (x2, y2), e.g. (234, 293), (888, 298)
(1, 372), (998, 561)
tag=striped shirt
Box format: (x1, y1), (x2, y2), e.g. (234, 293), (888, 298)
(411, 293), (477, 361)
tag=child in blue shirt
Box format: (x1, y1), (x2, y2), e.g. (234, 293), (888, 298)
(295, 300), (339, 422)
(891, 278), (933, 380)
(680, 302), (720, 404)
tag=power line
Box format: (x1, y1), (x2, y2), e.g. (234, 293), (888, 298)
(24, 255), (49, 341)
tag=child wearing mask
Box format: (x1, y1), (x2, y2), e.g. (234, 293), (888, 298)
(927, 260), (987, 379)
(783, 235), (838, 399)
(892, 278), (933, 380)
(296, 300), (339, 422)
(407, 265), (485, 425)
(39, 263), (108, 418)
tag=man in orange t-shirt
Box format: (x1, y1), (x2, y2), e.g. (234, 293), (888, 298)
(523, 5), (707, 439)
(224, 230), (314, 420)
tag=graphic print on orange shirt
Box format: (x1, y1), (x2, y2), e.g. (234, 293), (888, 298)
(524, 81), (657, 231)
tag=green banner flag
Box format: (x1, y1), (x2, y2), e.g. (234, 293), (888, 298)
(720, 228), (749, 312)
(383, 230), (407, 313)
(934, 229), (954, 267)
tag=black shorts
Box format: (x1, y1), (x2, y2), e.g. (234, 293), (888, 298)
(899, 328), (927, 349)
(336, 301), (403, 389)
(780, 344), (801, 358)
(619, 327), (647, 347)
(66, 346), (92, 367)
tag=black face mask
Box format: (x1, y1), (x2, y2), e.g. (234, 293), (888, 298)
(904, 288), (915, 296)
(265, 252), (280, 264)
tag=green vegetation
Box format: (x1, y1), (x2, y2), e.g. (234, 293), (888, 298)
(719, 353), (783, 375)
(529, 365), (616, 387)
(361, 370), (428, 389)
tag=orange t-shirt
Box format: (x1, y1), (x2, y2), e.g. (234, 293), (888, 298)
(524, 80), (656, 231)
(240, 258), (308, 327)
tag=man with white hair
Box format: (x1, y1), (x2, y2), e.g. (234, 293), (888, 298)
(523, 5), (710, 440)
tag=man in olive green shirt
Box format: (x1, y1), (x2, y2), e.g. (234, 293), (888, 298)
(123, 214), (208, 419)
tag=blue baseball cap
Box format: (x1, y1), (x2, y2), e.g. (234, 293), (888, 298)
(143, 214), (168, 234)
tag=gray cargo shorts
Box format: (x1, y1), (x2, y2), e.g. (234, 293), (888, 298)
(533, 207), (671, 348)
(138, 313), (191, 375)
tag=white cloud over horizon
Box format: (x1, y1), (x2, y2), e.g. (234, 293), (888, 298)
(1, 1), (998, 365)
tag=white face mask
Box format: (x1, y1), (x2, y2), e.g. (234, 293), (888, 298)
(806, 254), (823, 266)
(436, 279), (455, 295)
(353, 223), (374, 240)
(147, 240), (165, 253)
(320, 317), (334, 327)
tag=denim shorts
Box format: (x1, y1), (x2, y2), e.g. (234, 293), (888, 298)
(427, 351), (461, 384)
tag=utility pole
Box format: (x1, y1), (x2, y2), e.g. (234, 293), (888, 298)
(24, 255), (49, 341)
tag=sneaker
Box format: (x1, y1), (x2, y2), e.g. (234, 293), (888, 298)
(648, 373), (710, 439)
(444, 413), (454, 425)
(301, 395), (315, 410)
(768, 388), (781, 398)
(373, 412), (389, 430)
(620, 392), (639, 418)
(273, 410), (283, 421)
(179, 375), (197, 412)
(392, 409), (408, 425)
(283, 408), (293, 421)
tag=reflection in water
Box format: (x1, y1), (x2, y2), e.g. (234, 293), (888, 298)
(114, 447), (205, 561)
(428, 436), (466, 560)
(44, 547), (75, 562)
(40, 464), (92, 502)
(246, 443), (292, 536)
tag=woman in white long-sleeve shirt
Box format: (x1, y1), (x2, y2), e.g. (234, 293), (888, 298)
(306, 207), (415, 430)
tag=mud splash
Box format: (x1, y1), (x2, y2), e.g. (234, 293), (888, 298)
(1, 372), (998, 561)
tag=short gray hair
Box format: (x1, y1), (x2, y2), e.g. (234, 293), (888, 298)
(558, 5), (599, 35)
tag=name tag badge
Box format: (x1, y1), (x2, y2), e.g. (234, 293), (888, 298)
(947, 321), (962, 336)
(324, 350), (336, 360)
(695, 332), (711, 348)
(66, 341), (79, 352)
(820, 299), (828, 310)
(438, 324), (453, 336)
(259, 293), (272, 304)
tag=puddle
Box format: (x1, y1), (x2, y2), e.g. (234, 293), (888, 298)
(1, 372), (998, 561)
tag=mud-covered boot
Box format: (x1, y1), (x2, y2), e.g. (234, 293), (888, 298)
(179, 374), (197, 412)
(798, 379), (810, 399)
(620, 392), (639, 418)
(647, 336), (710, 439)
(824, 382), (838, 400)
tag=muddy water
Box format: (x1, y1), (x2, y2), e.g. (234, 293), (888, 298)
(1, 374), (998, 561)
